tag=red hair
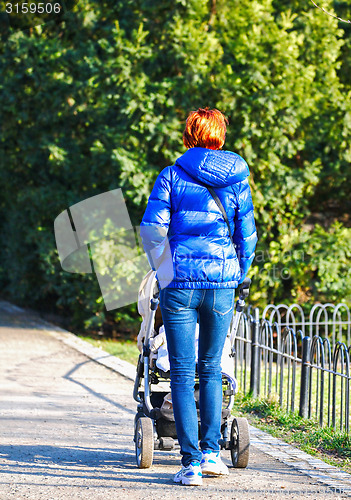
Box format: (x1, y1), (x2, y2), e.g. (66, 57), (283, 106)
(183, 107), (228, 150)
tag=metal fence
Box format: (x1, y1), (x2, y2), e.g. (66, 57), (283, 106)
(234, 302), (351, 433)
(261, 302), (351, 346)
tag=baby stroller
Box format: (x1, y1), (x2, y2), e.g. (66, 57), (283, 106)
(133, 270), (251, 469)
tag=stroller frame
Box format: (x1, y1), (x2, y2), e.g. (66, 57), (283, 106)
(133, 277), (251, 469)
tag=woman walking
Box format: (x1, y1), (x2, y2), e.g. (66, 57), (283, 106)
(140, 108), (257, 486)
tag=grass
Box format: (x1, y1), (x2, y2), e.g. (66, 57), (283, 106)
(233, 392), (351, 473)
(77, 335), (140, 365)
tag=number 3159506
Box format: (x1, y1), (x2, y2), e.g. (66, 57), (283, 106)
(5, 3), (62, 14)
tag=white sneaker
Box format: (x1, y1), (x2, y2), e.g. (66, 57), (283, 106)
(200, 450), (229, 476)
(173, 461), (203, 486)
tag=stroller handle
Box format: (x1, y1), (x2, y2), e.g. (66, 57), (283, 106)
(238, 277), (251, 300)
(229, 278), (251, 356)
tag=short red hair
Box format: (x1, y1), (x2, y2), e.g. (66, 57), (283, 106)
(183, 107), (228, 150)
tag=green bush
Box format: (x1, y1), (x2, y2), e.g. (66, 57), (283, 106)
(0, 0), (350, 335)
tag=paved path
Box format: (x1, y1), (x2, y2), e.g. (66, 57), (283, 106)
(0, 303), (350, 499)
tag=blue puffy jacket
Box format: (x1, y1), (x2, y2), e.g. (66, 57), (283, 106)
(140, 147), (257, 289)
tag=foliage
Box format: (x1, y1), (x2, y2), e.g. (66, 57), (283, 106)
(0, 0), (350, 334)
(250, 221), (351, 306)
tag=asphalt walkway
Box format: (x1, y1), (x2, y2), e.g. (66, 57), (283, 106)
(0, 301), (350, 499)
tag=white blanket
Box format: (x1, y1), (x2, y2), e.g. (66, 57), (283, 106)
(150, 323), (237, 393)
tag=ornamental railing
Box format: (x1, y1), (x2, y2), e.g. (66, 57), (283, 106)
(233, 302), (351, 433)
(261, 302), (351, 347)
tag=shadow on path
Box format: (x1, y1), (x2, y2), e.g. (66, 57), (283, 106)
(0, 444), (176, 486)
(63, 358), (136, 416)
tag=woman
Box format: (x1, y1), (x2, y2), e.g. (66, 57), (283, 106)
(140, 108), (257, 486)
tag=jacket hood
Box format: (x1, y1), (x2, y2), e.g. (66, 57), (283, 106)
(175, 147), (249, 188)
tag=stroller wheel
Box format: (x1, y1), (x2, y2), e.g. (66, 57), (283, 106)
(230, 417), (250, 468)
(135, 417), (154, 468)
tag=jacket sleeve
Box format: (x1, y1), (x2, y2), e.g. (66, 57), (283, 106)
(232, 178), (257, 284)
(139, 167), (171, 271)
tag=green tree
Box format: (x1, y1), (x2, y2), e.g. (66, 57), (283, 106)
(0, 0), (350, 335)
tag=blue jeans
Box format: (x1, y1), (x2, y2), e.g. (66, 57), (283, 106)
(159, 288), (235, 466)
